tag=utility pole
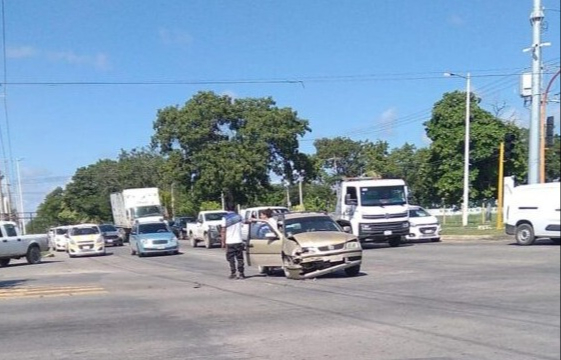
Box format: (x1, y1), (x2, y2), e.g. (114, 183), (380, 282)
(0, 172), (4, 220)
(527, 0), (544, 184)
(497, 142), (505, 230)
(540, 69), (561, 182)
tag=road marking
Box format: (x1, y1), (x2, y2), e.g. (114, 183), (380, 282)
(0, 285), (107, 300)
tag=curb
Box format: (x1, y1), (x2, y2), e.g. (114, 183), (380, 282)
(441, 235), (510, 242)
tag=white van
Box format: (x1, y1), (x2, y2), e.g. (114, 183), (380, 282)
(505, 182), (560, 245)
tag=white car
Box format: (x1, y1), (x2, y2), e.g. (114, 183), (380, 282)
(406, 205), (441, 242)
(50, 225), (71, 251)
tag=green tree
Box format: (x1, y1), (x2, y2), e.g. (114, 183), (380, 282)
(151, 91), (311, 210)
(424, 91), (525, 206)
(545, 134), (561, 182)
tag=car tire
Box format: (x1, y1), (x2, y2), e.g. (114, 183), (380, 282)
(515, 223), (535, 246)
(282, 256), (301, 280)
(137, 246), (144, 257)
(0, 258), (10, 267)
(345, 265), (361, 277)
(130, 246), (136, 256)
(551, 238), (561, 245)
(26, 246), (42, 265)
(258, 266), (270, 275)
(388, 236), (401, 247)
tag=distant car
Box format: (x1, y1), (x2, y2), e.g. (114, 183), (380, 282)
(98, 224), (124, 247)
(50, 225), (71, 251)
(170, 216), (196, 240)
(66, 224), (106, 258)
(406, 205), (441, 242)
(129, 221), (179, 257)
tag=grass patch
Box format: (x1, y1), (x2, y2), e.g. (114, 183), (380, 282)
(437, 213), (505, 236)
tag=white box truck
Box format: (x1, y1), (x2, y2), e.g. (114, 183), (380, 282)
(333, 177), (410, 247)
(110, 188), (165, 241)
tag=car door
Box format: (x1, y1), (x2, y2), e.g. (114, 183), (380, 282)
(0, 225), (16, 256)
(129, 224), (139, 249)
(247, 221), (283, 267)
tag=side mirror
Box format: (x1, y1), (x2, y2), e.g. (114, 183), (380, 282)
(345, 194), (358, 206)
(264, 232), (279, 240)
(342, 226), (352, 233)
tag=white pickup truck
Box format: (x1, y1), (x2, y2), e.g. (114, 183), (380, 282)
(0, 221), (49, 267)
(186, 210), (228, 249)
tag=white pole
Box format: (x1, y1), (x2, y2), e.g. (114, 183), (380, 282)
(528, 0), (543, 184)
(16, 158), (26, 234)
(462, 73), (471, 227)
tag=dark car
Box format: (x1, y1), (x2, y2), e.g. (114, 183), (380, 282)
(99, 224), (124, 246)
(170, 216), (196, 240)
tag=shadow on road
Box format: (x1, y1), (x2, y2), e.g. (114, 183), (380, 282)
(0, 279), (29, 288)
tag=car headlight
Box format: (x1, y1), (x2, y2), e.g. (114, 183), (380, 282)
(69, 239), (76, 245)
(141, 239), (151, 245)
(402, 221), (409, 228)
(170, 237), (178, 244)
(301, 247), (318, 254)
(96, 236), (104, 244)
(410, 223), (418, 227)
(345, 241), (361, 250)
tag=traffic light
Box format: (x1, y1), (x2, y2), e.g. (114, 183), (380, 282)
(504, 133), (516, 160)
(546, 116), (555, 148)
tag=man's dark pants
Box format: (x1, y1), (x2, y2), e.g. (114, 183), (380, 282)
(226, 243), (245, 275)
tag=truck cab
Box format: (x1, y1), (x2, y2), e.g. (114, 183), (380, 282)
(0, 221), (48, 267)
(334, 177), (410, 247)
(187, 210), (228, 249)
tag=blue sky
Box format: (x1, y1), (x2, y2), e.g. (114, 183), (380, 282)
(1, 0), (560, 215)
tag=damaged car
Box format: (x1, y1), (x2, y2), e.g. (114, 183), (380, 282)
(246, 212), (363, 280)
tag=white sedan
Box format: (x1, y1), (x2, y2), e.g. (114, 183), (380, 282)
(406, 206), (441, 242)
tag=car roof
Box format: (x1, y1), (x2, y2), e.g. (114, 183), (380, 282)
(281, 212), (331, 220)
(72, 223), (99, 228)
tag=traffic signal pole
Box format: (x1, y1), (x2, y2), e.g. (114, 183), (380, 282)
(497, 142), (505, 230)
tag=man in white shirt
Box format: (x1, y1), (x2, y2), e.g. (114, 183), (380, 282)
(220, 212), (245, 279)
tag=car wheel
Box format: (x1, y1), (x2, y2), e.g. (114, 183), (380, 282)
(258, 266), (270, 275)
(516, 223), (535, 246)
(551, 238), (561, 245)
(0, 258), (10, 267)
(137, 246), (144, 257)
(282, 256), (301, 280)
(388, 236), (401, 247)
(26, 246), (42, 265)
(344, 265), (361, 277)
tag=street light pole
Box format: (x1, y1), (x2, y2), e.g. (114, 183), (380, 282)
(444, 72), (471, 227)
(16, 158), (26, 234)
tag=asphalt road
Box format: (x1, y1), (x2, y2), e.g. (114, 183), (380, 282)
(1, 238), (559, 360)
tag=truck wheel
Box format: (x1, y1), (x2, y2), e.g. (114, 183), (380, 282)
(26, 246), (42, 265)
(0, 258), (10, 267)
(388, 236), (401, 247)
(345, 265), (361, 277)
(515, 223), (535, 246)
(190, 234), (197, 248)
(204, 233), (212, 249)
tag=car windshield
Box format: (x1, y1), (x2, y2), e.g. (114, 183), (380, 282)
(360, 186), (406, 206)
(138, 223), (169, 234)
(71, 227), (99, 236)
(134, 205), (164, 218)
(205, 213), (227, 221)
(409, 208), (431, 217)
(55, 228), (68, 235)
(99, 224), (117, 232)
(284, 216), (342, 236)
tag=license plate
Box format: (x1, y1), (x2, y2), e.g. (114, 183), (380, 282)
(82, 246), (91, 250)
(384, 230), (393, 236)
(156, 245), (166, 249)
(424, 229), (434, 234)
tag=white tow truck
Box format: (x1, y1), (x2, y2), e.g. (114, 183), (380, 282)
(0, 221), (49, 267)
(186, 210), (228, 249)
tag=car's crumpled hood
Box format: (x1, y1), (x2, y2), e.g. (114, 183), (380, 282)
(291, 231), (356, 248)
